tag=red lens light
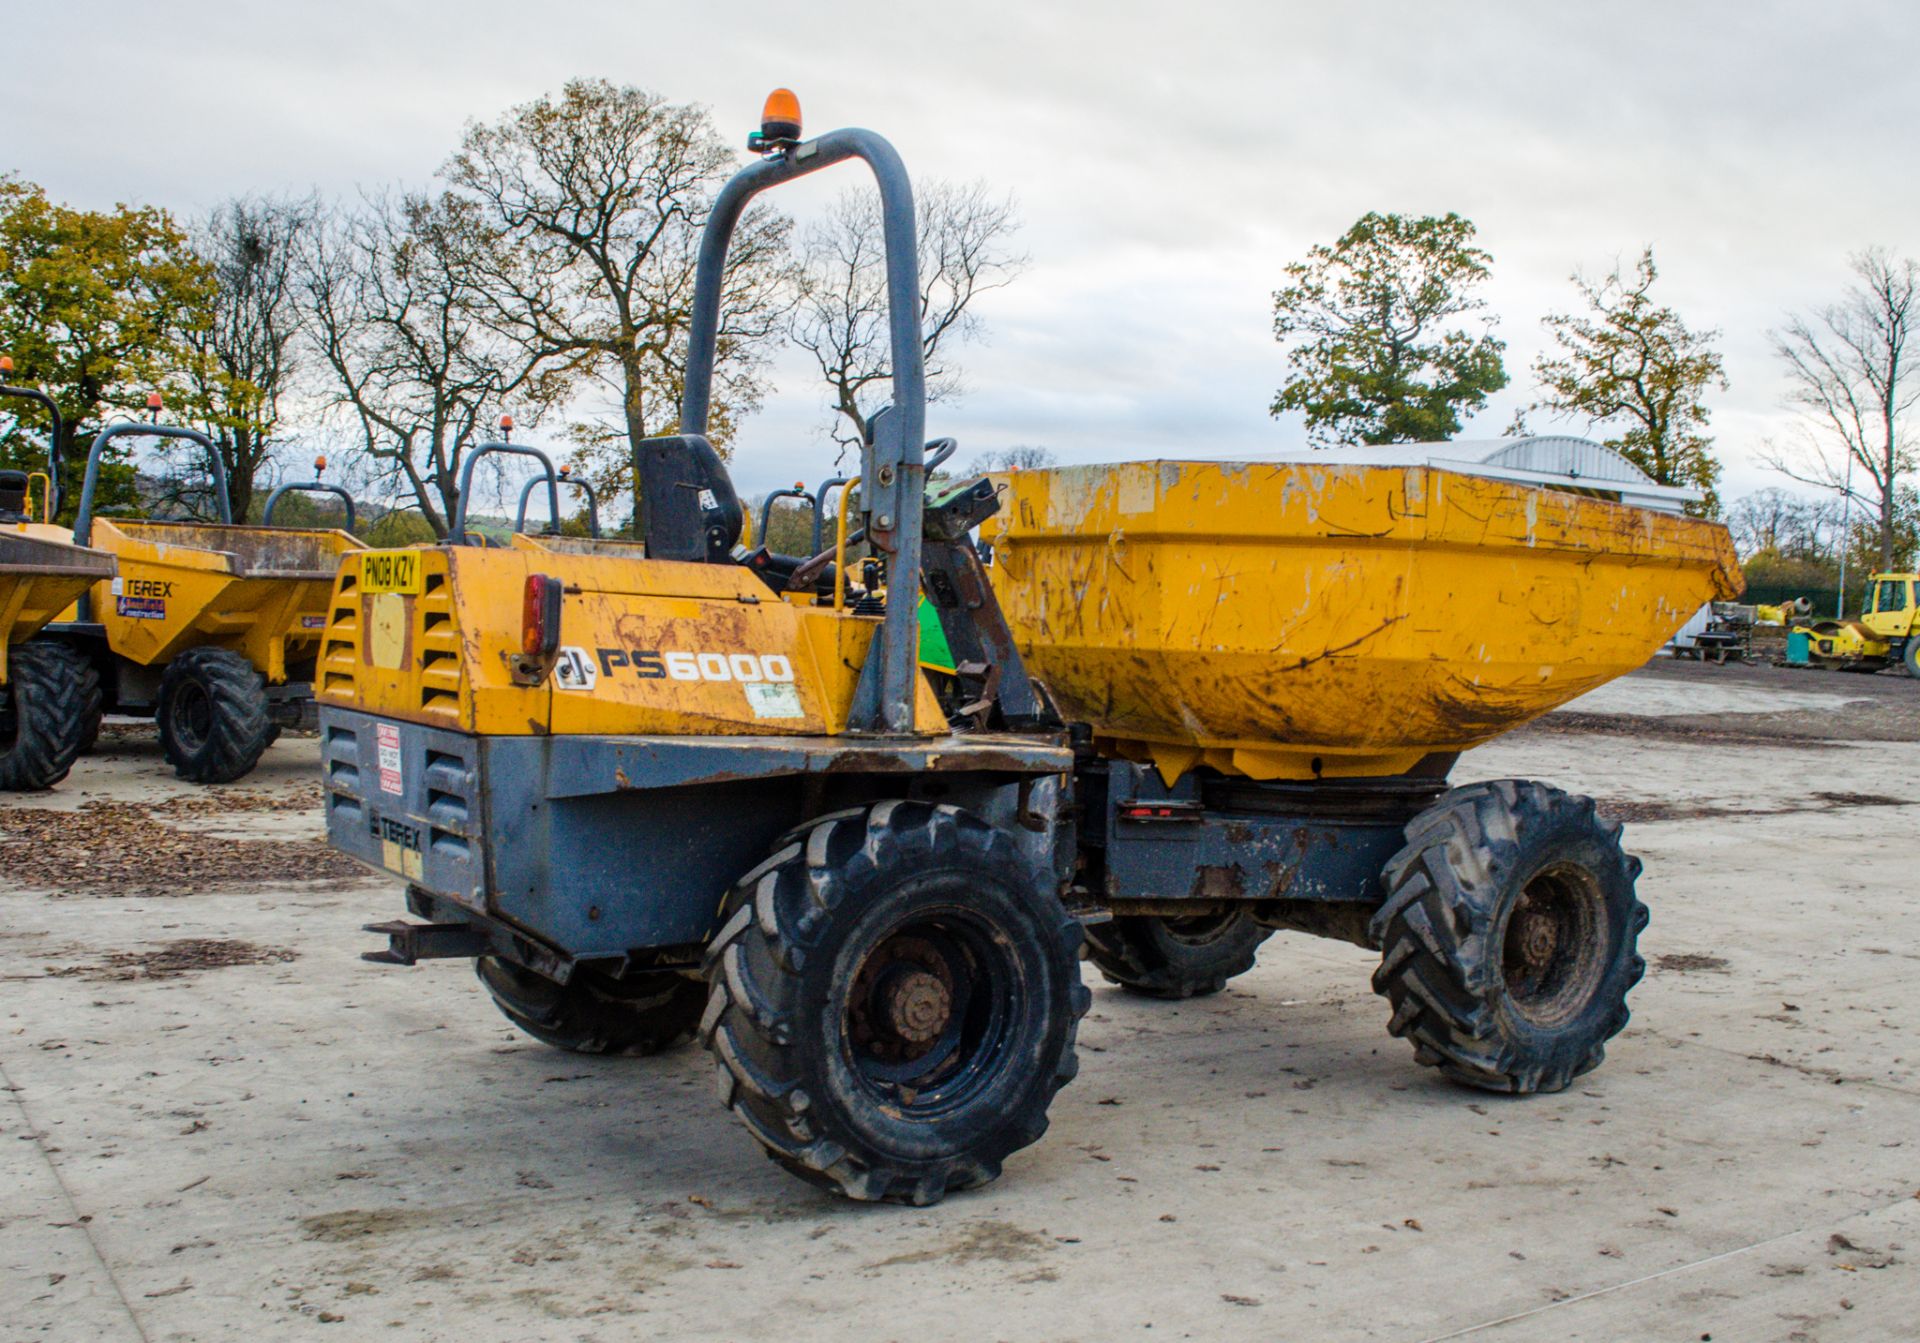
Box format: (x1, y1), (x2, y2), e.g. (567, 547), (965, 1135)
(522, 573), (561, 657)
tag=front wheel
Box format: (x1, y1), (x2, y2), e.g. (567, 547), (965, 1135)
(1370, 780), (1647, 1094)
(702, 800), (1087, 1204)
(1084, 909), (1271, 998)
(0, 641), (101, 791)
(157, 647), (274, 784)
(1904, 639), (1919, 679)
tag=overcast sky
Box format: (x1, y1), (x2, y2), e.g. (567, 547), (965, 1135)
(5, 0), (1913, 506)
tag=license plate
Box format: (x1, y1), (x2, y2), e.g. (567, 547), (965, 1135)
(361, 551), (422, 595)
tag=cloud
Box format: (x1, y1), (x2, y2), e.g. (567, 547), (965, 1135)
(6, 0), (1914, 505)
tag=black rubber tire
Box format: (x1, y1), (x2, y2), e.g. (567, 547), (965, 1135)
(1904, 639), (1919, 679)
(0, 641), (101, 791)
(1083, 909), (1272, 998)
(75, 703), (102, 756)
(156, 647), (274, 784)
(476, 956), (705, 1055)
(1370, 779), (1648, 1095)
(702, 799), (1088, 1204)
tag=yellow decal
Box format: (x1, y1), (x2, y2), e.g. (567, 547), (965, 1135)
(381, 837), (424, 880)
(361, 551), (423, 595)
(368, 593), (408, 670)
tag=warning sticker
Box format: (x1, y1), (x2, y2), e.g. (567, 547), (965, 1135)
(745, 681), (804, 719)
(116, 596), (166, 620)
(376, 722), (403, 795)
(301, 614), (328, 629)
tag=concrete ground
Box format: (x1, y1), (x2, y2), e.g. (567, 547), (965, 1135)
(3, 662), (1918, 1342)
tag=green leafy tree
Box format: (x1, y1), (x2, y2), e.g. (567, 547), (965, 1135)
(0, 176), (213, 519)
(1533, 248), (1727, 515)
(362, 508), (438, 547)
(1270, 212), (1507, 446)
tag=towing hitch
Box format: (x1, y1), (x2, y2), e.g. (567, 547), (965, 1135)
(361, 919), (489, 966)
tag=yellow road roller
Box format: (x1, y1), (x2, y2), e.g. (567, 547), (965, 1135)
(1792, 573), (1918, 675)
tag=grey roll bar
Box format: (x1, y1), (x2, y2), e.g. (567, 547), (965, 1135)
(808, 476), (850, 555)
(450, 441), (559, 546)
(515, 472), (601, 539)
(757, 486), (810, 550)
(72, 420), (230, 621)
(263, 479), (356, 530)
(0, 379), (64, 517)
(681, 128), (927, 734)
(75, 422), (231, 548)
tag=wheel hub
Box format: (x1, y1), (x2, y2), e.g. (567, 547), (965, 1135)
(847, 931), (966, 1071)
(1511, 898), (1561, 973)
(1501, 864), (1608, 1028)
(882, 967), (952, 1044)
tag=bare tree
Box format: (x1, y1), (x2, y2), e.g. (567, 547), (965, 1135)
(177, 194), (318, 520)
(443, 79), (793, 506)
(789, 179), (1027, 459)
(960, 444), (1055, 476)
(1724, 487), (1840, 562)
(300, 192), (559, 536)
(1767, 247), (1920, 571)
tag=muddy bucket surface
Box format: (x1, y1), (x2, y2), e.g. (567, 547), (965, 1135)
(981, 460), (1741, 782)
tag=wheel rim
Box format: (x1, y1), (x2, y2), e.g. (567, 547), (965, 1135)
(1156, 910), (1243, 947)
(172, 682), (213, 753)
(841, 909), (1020, 1115)
(1500, 863), (1610, 1029)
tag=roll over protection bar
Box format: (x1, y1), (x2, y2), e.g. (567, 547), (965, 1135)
(674, 128), (928, 733)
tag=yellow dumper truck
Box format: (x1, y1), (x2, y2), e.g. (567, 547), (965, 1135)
(12, 416), (364, 783)
(319, 93), (1743, 1204)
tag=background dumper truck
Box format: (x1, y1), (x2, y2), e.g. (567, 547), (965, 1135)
(319, 92), (1743, 1205)
(6, 411), (365, 785)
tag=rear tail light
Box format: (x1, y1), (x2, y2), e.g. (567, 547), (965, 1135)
(522, 573), (562, 657)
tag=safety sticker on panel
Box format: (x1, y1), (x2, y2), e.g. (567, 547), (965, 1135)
(745, 681), (804, 719)
(377, 722), (403, 795)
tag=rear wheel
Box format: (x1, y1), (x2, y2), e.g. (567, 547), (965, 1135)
(1370, 780), (1647, 1094)
(0, 641), (101, 790)
(1084, 909), (1271, 998)
(1904, 639), (1919, 679)
(476, 957), (704, 1055)
(157, 648), (274, 784)
(702, 800), (1087, 1204)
